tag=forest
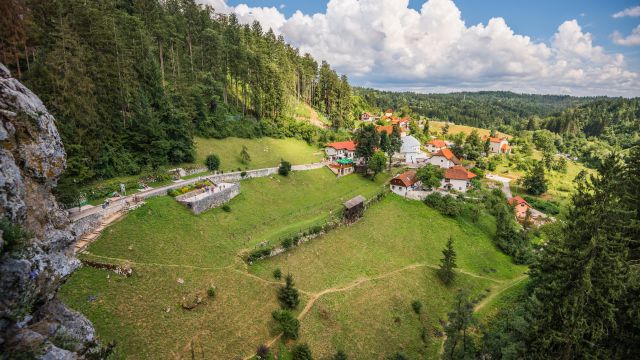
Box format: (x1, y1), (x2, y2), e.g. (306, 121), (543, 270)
(0, 0), (354, 187)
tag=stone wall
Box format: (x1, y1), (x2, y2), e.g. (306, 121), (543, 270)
(178, 183), (240, 214)
(69, 211), (103, 241)
(210, 167), (278, 183)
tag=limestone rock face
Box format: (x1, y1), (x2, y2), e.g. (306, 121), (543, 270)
(0, 64), (105, 358)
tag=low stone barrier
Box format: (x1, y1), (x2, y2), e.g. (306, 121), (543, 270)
(177, 183), (240, 214)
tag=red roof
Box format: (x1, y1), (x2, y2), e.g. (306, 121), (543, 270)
(432, 148), (460, 164)
(501, 143), (510, 151)
(508, 196), (530, 207)
(427, 139), (447, 148)
(391, 170), (418, 187)
(444, 166), (477, 180)
(376, 125), (393, 135)
(326, 141), (356, 151)
(391, 118), (409, 125)
(485, 137), (506, 143)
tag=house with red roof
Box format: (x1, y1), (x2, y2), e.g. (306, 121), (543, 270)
(391, 117), (410, 131)
(508, 196), (532, 219)
(360, 112), (380, 122)
(484, 137), (511, 154)
(325, 141), (357, 162)
(425, 139), (448, 153)
(441, 165), (477, 193)
(390, 170), (420, 197)
(426, 148), (460, 169)
(384, 108), (394, 117)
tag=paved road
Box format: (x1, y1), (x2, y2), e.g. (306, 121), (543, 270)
(485, 173), (513, 199)
(69, 162), (325, 222)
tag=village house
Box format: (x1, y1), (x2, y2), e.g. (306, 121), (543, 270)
(376, 125), (406, 137)
(325, 141), (357, 162)
(425, 139), (448, 153)
(390, 170), (420, 197)
(400, 135), (429, 164)
(391, 117), (410, 131)
(384, 108), (393, 117)
(361, 112), (379, 122)
(485, 137), (511, 154)
(426, 148), (460, 169)
(508, 196), (532, 219)
(441, 165), (476, 193)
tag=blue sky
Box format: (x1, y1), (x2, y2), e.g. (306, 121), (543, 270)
(215, 0), (640, 95)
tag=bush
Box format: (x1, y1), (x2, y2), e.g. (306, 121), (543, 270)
(222, 204), (231, 212)
(273, 268), (282, 280)
(424, 193), (463, 217)
(278, 160), (292, 176)
(523, 196), (560, 215)
(411, 300), (423, 314)
(0, 218), (31, 255)
(205, 154), (220, 171)
(207, 286), (216, 298)
(332, 350), (348, 360)
(281, 237), (294, 249)
(272, 310), (299, 340)
(247, 247), (272, 262)
(256, 344), (270, 360)
(278, 274), (300, 309)
(291, 343), (313, 360)
(240, 171), (247, 177)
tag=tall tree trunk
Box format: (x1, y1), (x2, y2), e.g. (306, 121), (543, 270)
(187, 33), (194, 79)
(23, 42), (29, 72)
(159, 42), (165, 88)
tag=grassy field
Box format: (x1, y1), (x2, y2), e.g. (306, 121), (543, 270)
(192, 137), (323, 172)
(429, 121), (510, 138)
(60, 170), (526, 359)
(492, 150), (591, 215)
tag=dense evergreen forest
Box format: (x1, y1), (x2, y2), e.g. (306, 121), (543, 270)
(1, 0), (354, 186)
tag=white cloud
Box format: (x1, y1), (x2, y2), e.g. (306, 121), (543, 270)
(612, 6), (640, 18)
(612, 25), (640, 46)
(198, 0), (639, 96)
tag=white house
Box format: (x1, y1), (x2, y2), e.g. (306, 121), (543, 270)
(324, 141), (357, 162)
(485, 137), (510, 154)
(361, 112), (379, 122)
(400, 135), (429, 164)
(426, 148), (460, 169)
(384, 108), (393, 117)
(441, 165), (477, 193)
(390, 170), (421, 197)
(425, 139), (448, 153)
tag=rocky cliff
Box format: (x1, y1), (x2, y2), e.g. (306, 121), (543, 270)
(0, 64), (106, 358)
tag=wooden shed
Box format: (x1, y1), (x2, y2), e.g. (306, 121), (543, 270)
(343, 195), (366, 223)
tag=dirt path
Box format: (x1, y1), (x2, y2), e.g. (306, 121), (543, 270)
(295, 103), (328, 129)
(240, 263), (505, 360)
(438, 274), (528, 357)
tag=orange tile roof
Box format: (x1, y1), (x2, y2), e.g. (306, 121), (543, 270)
(444, 166), (477, 180)
(484, 137), (507, 143)
(432, 148), (460, 164)
(508, 196), (530, 207)
(391, 170), (418, 187)
(376, 125), (394, 135)
(427, 139), (447, 148)
(326, 141), (356, 151)
(501, 143), (510, 151)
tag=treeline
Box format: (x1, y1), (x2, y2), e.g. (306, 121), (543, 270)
(1, 0), (355, 186)
(354, 88), (596, 128)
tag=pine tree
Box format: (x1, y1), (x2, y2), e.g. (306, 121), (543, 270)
(438, 237), (457, 285)
(444, 290), (476, 360)
(278, 273), (300, 310)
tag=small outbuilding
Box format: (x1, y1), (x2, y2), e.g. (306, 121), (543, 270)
(343, 195), (366, 223)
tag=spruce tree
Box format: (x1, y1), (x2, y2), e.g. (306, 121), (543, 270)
(438, 237), (457, 285)
(444, 290), (476, 360)
(278, 273), (300, 310)
(522, 161), (547, 195)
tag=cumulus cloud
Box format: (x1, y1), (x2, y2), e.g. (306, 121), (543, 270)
(612, 25), (640, 46)
(198, 0), (639, 96)
(612, 6), (640, 18)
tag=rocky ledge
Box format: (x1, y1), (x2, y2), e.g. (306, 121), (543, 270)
(0, 63), (108, 359)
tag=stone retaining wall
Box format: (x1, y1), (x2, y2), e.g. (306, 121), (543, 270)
(70, 212), (103, 241)
(178, 183), (240, 214)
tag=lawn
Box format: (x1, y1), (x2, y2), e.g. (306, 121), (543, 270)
(192, 137), (323, 172)
(60, 173), (526, 359)
(429, 121), (510, 139)
(493, 150), (591, 216)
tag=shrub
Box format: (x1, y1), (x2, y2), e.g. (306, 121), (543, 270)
(291, 343), (313, 360)
(222, 204), (231, 212)
(240, 171), (247, 177)
(205, 154), (220, 171)
(281, 237), (294, 249)
(273, 268), (282, 280)
(424, 193), (463, 217)
(278, 160), (292, 176)
(247, 247), (272, 262)
(332, 350), (348, 360)
(256, 344), (270, 360)
(0, 218), (31, 255)
(523, 196), (560, 215)
(272, 310), (299, 340)
(207, 286), (216, 298)
(411, 300), (423, 314)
